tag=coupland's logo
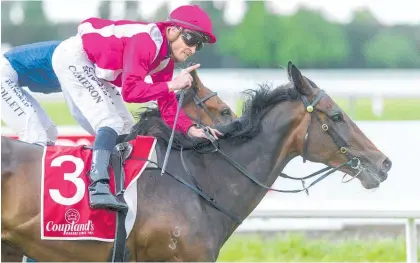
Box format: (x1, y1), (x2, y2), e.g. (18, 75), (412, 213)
(46, 208), (94, 235)
(65, 208), (80, 224)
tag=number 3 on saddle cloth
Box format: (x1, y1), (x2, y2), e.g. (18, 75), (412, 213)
(40, 136), (157, 241)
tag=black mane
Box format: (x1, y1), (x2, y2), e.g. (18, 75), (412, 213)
(128, 82), (300, 149)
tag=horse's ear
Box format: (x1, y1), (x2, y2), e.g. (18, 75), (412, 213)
(190, 67), (198, 80)
(290, 63), (313, 96)
(287, 61), (293, 81)
(187, 62), (202, 89)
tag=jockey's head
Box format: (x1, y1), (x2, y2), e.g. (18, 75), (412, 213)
(165, 5), (216, 62)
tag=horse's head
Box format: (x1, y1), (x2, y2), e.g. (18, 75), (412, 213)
(286, 62), (391, 189)
(178, 68), (236, 126)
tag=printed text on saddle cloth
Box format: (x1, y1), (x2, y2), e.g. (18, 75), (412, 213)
(41, 136), (157, 241)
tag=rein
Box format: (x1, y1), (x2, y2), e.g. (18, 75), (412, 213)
(161, 87), (218, 175)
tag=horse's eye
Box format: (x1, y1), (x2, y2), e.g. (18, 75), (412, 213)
(331, 113), (343, 122)
(220, 109), (231, 116)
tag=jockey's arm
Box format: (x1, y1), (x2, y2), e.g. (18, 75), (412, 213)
(150, 62), (194, 134)
(121, 34), (170, 102)
(121, 33), (193, 134)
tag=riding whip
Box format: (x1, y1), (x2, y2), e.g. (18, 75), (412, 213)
(161, 89), (185, 176)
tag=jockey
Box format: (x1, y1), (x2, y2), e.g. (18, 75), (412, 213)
(51, 4), (222, 212)
(1, 4), (223, 213)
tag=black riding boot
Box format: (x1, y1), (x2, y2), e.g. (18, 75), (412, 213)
(88, 149), (128, 211)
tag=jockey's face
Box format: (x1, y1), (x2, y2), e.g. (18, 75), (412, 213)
(167, 26), (204, 62)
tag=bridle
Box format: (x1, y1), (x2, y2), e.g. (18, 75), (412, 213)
(183, 88), (218, 126)
(300, 90), (363, 183)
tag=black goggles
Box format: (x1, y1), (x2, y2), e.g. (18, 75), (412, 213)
(180, 30), (206, 51)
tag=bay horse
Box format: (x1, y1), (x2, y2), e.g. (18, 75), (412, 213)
(1, 62), (391, 262)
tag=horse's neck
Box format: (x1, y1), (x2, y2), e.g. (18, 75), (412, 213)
(227, 134), (294, 215)
(189, 120), (295, 227)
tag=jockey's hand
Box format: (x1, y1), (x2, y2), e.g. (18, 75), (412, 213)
(168, 64), (200, 92)
(187, 125), (223, 140)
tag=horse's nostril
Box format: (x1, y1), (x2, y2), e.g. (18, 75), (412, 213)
(381, 158), (392, 173)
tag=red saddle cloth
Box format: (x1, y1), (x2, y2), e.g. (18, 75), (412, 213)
(41, 136), (157, 241)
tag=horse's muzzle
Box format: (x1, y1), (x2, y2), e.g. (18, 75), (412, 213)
(380, 158), (392, 174)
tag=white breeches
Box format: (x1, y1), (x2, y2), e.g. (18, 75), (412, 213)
(51, 35), (134, 136)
